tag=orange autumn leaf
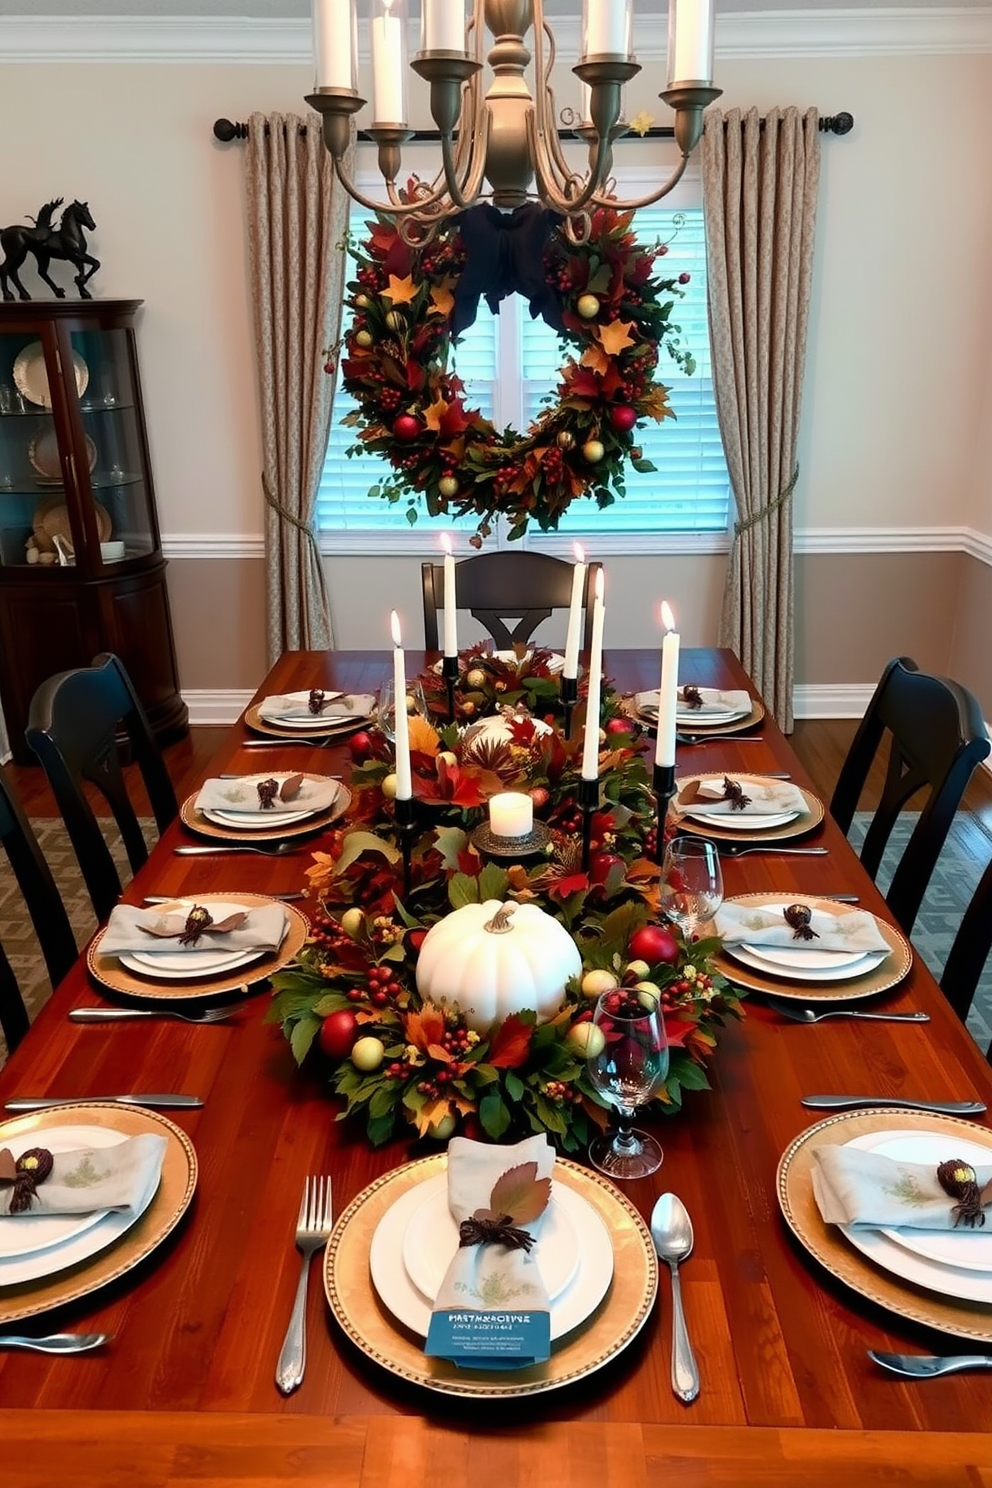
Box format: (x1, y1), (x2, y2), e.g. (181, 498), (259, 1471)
(488, 1013), (535, 1069)
(580, 343), (611, 376)
(407, 713), (440, 754)
(429, 285), (455, 317)
(409, 1093), (474, 1137)
(641, 386), (674, 421)
(404, 1002), (447, 1053)
(596, 319), (637, 355)
(385, 274), (419, 306)
(423, 395), (449, 433)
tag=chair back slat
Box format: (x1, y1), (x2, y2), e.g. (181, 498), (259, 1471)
(422, 553), (602, 652)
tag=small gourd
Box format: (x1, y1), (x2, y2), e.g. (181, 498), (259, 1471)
(414, 899), (581, 1032)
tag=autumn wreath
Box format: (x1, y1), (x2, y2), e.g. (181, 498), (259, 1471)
(337, 203), (695, 545)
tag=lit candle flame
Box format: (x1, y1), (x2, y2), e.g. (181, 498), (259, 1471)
(390, 610), (402, 647)
(440, 532), (453, 557)
(573, 540), (585, 564)
(661, 600), (676, 632)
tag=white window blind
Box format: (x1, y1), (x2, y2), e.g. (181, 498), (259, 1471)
(316, 205), (729, 544)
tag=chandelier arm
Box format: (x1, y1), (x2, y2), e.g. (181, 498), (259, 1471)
(528, 110), (614, 218)
(331, 153), (457, 218)
(532, 12), (576, 190)
(438, 110), (491, 211)
(585, 153), (692, 213)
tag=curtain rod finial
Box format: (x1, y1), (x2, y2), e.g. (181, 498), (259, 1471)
(214, 118), (247, 143)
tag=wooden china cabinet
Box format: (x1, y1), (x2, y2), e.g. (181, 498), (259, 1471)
(0, 299), (187, 763)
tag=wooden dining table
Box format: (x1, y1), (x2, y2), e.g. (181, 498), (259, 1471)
(5, 646), (992, 1487)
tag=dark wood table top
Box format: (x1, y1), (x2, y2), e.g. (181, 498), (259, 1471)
(5, 649), (992, 1486)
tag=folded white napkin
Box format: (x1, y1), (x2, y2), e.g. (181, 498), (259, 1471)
(636, 687), (751, 719)
(257, 691), (375, 722)
(100, 902), (289, 956)
(194, 773), (340, 816)
(812, 1144), (992, 1230)
(679, 776), (806, 817)
(0, 1133), (167, 1217)
(427, 1134), (554, 1367)
(714, 901), (890, 954)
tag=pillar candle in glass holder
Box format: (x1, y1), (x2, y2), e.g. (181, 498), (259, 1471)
(580, 568), (606, 780)
(655, 601), (680, 768)
(489, 792), (534, 839)
(562, 542), (586, 681)
(667, 0), (715, 86)
(390, 610), (412, 799)
(440, 533), (458, 658)
(312, 0), (357, 90)
(422, 0), (465, 53)
(371, 0), (409, 125)
(581, 0), (632, 57)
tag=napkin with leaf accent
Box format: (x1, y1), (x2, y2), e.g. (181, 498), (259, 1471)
(425, 1134), (554, 1369)
(636, 686), (752, 719)
(812, 1145), (992, 1230)
(257, 690), (375, 722)
(714, 901), (890, 954)
(0, 1133), (167, 1217)
(194, 772), (340, 816)
(99, 902), (289, 957)
(677, 776), (806, 818)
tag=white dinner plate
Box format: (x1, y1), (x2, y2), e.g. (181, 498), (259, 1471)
(0, 1125), (160, 1287)
(840, 1131), (992, 1302)
(400, 1174), (581, 1305)
(860, 1131), (992, 1273)
(203, 805), (316, 829)
(726, 943), (888, 983)
(370, 1172), (614, 1342)
(0, 1126), (110, 1261)
(740, 940), (876, 973)
(119, 946), (263, 980)
(682, 808), (798, 833)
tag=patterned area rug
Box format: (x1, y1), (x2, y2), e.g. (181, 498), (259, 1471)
(848, 811), (992, 1054)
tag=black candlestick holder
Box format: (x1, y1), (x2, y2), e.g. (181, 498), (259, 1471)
(578, 775), (599, 872)
(560, 674), (578, 739)
(441, 654), (459, 722)
(652, 762), (676, 864)
(394, 795), (418, 897)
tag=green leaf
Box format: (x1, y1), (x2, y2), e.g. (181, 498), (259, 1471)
(504, 1072), (525, 1102)
(434, 824), (469, 872)
(489, 1161), (551, 1224)
(632, 458), (657, 474)
(448, 872), (481, 909)
(367, 1111), (396, 1145)
(479, 1090), (511, 1140)
(335, 830), (401, 876)
(369, 1085), (399, 1119)
(290, 1014), (321, 1066)
(478, 862), (509, 901)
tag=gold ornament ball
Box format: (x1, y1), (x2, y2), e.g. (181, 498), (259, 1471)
(354, 329), (374, 349)
(340, 908), (365, 940)
(461, 700), (477, 718)
(354, 294), (370, 309)
(381, 772), (399, 800)
(576, 293), (601, 320)
(581, 968), (619, 1000)
(556, 429), (576, 451)
(438, 475), (459, 498)
(351, 1035), (385, 1072)
(385, 310), (405, 332)
(437, 749), (458, 768)
(465, 668), (486, 689)
(427, 1110), (457, 1141)
(566, 1022), (606, 1058)
(582, 439), (605, 464)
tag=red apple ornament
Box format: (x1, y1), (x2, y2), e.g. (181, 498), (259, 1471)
(393, 414), (420, 441)
(349, 730), (373, 763)
(318, 1008), (359, 1060)
(628, 923), (680, 966)
(609, 404), (637, 433)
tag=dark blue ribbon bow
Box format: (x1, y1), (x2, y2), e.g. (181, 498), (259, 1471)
(452, 203), (564, 339)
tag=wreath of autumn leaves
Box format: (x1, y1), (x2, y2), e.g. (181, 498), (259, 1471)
(336, 206), (696, 545)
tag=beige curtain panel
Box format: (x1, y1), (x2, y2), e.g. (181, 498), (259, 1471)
(245, 111), (353, 663)
(702, 106), (820, 731)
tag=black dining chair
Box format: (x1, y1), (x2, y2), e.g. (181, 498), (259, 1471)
(830, 656), (990, 936)
(938, 853), (992, 1035)
(26, 652), (178, 924)
(0, 766), (77, 1053)
(421, 551), (602, 651)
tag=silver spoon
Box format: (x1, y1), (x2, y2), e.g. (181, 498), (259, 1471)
(868, 1350), (992, 1379)
(0, 1333), (111, 1354)
(69, 1006), (234, 1024)
(650, 1193), (699, 1404)
(174, 843), (301, 857)
(677, 733), (765, 746)
(777, 1006), (930, 1025)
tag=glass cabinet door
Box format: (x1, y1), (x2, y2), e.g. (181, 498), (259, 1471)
(0, 330), (65, 568)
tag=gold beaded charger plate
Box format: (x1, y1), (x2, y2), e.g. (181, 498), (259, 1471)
(13, 341), (89, 409)
(672, 775), (824, 844)
(0, 1103), (196, 1325)
(713, 894), (911, 1004)
(245, 700), (373, 741)
(86, 892), (309, 1001)
(179, 779), (351, 843)
(28, 428), (97, 481)
(777, 1110), (992, 1341)
(324, 1153), (657, 1398)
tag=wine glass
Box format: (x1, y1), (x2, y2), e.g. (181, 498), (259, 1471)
(586, 987), (670, 1180)
(660, 836), (724, 938)
(377, 678), (428, 742)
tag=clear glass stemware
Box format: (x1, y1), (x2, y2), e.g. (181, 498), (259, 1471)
(660, 836), (724, 937)
(376, 678), (428, 742)
(586, 987), (670, 1180)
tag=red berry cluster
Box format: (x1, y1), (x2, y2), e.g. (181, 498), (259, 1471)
(366, 963), (402, 1007)
(439, 1023), (471, 1057)
(603, 988), (654, 1016)
(310, 915), (351, 955)
(553, 796), (584, 833)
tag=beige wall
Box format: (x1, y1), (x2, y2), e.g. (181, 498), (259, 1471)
(0, 31), (990, 715)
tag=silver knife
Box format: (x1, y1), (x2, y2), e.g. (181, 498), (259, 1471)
(143, 893), (306, 903)
(5, 1094), (204, 1111)
(802, 1095), (987, 1115)
(868, 1350), (992, 1378)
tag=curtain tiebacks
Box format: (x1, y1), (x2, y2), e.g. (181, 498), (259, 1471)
(733, 465), (799, 539)
(261, 470), (331, 614)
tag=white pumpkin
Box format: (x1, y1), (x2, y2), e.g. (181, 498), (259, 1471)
(414, 899), (582, 1032)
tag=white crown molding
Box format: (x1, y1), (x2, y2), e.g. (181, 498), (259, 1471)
(182, 688), (256, 725)
(2, 9), (991, 65)
(162, 525), (992, 562)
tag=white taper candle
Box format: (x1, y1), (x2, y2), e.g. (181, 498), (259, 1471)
(655, 601), (680, 768)
(371, 0), (408, 125)
(312, 0), (357, 90)
(390, 610), (412, 800)
(562, 542), (586, 681)
(580, 568), (606, 781)
(441, 534), (458, 658)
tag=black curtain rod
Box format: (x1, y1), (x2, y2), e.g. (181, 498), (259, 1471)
(214, 111), (853, 144)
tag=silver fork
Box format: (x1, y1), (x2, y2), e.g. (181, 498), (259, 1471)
(69, 1006), (234, 1025)
(275, 1176), (333, 1395)
(777, 1005), (930, 1025)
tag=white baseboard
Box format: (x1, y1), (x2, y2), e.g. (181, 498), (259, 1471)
(183, 689), (256, 726)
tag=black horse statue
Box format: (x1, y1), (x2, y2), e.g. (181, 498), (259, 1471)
(0, 199), (100, 301)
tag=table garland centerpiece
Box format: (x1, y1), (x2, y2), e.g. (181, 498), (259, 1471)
(337, 201), (696, 545)
(270, 665), (743, 1152)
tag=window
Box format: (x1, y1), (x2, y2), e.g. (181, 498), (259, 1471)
(317, 196), (730, 552)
